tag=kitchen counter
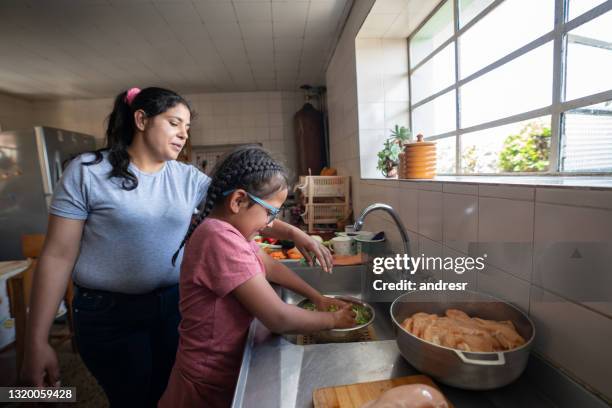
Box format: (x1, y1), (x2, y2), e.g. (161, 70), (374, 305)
(231, 266), (610, 408)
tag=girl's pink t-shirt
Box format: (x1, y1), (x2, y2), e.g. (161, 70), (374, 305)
(171, 218), (264, 402)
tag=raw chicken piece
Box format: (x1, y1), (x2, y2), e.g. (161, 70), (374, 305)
(473, 318), (525, 350)
(403, 313), (438, 338)
(360, 384), (449, 408)
(454, 333), (496, 352)
(445, 309), (470, 320)
(401, 309), (525, 352)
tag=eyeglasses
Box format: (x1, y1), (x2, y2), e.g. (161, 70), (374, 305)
(222, 189), (281, 224)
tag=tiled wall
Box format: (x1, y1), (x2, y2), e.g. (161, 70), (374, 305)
(355, 38), (409, 179)
(26, 91), (303, 177)
(326, 0), (377, 209)
(185, 91), (303, 178)
(326, 2), (612, 402)
(0, 92), (36, 131)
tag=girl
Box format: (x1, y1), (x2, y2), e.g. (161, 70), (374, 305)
(21, 87), (333, 407)
(159, 146), (355, 408)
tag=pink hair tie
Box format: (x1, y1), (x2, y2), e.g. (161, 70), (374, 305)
(124, 87), (141, 106)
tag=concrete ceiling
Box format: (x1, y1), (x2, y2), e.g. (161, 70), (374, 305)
(0, 0), (351, 99)
(358, 0), (439, 39)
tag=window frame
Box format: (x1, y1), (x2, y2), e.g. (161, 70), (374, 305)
(407, 0), (612, 175)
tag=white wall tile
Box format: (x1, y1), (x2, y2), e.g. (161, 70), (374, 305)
(479, 184), (534, 201)
(478, 197), (534, 281)
(443, 183), (478, 195)
(530, 286), (612, 400)
(443, 192), (477, 254)
(419, 236), (444, 281)
(415, 181), (442, 191)
(478, 263), (530, 313)
(534, 203), (612, 317)
(358, 102), (385, 130)
(398, 184), (418, 232)
(443, 246), (477, 291)
(418, 190), (443, 242)
(384, 101), (409, 129)
(536, 187), (612, 210)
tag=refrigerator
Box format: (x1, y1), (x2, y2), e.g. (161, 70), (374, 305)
(0, 126), (97, 261)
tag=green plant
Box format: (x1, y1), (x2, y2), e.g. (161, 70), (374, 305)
(499, 122), (551, 172)
(462, 145), (477, 173)
(377, 138), (402, 176)
(390, 125), (412, 145)
(376, 125), (412, 177)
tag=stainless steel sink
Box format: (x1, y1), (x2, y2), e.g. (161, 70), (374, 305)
(279, 264), (396, 343)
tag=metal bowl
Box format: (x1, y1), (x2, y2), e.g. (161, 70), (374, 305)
(297, 295), (375, 342)
(390, 290), (535, 390)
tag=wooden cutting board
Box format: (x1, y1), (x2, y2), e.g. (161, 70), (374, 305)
(313, 375), (453, 408)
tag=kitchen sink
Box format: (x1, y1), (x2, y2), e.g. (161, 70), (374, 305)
(279, 264), (396, 343)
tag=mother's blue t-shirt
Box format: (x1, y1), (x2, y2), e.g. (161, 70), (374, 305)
(50, 151), (211, 294)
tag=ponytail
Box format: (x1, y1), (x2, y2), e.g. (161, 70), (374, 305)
(84, 87), (194, 190)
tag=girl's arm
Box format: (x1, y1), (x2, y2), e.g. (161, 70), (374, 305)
(258, 249), (346, 311)
(233, 274), (355, 334)
(262, 220), (334, 273)
(22, 215), (85, 386)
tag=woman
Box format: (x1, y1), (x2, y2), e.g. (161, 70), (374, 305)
(20, 87), (332, 407)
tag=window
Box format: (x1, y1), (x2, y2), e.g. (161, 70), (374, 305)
(561, 101), (612, 172)
(409, 0), (612, 174)
(565, 11), (612, 100)
(410, 0), (454, 68)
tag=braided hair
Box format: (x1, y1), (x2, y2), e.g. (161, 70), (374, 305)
(171, 145), (289, 265)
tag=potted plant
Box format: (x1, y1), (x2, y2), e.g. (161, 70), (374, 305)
(376, 125), (412, 178)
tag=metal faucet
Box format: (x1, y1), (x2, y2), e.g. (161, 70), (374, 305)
(354, 203), (435, 283)
(354, 203), (411, 258)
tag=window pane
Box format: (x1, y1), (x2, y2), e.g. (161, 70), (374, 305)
(565, 10), (612, 101)
(433, 136), (457, 173)
(461, 116), (551, 173)
(459, 0), (554, 79)
(568, 0), (607, 21)
(410, 0), (454, 69)
(460, 42), (553, 128)
(459, 0), (495, 28)
(561, 101), (612, 172)
(412, 90), (456, 137)
(411, 43), (455, 103)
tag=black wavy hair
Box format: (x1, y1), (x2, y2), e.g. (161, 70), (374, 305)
(84, 87), (194, 190)
(171, 145), (289, 265)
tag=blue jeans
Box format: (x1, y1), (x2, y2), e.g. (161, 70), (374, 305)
(72, 284), (180, 408)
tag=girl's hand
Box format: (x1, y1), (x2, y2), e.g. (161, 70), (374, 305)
(291, 231), (334, 273)
(314, 295), (348, 312)
(332, 305), (356, 329)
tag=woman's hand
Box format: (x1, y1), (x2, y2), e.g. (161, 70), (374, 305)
(314, 295), (348, 312)
(291, 230), (334, 273)
(21, 342), (61, 387)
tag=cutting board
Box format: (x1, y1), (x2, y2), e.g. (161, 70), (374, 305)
(313, 375), (453, 408)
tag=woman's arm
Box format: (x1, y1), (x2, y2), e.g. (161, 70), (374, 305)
(232, 274), (355, 334)
(258, 250), (346, 311)
(21, 215), (85, 386)
(262, 220), (334, 272)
